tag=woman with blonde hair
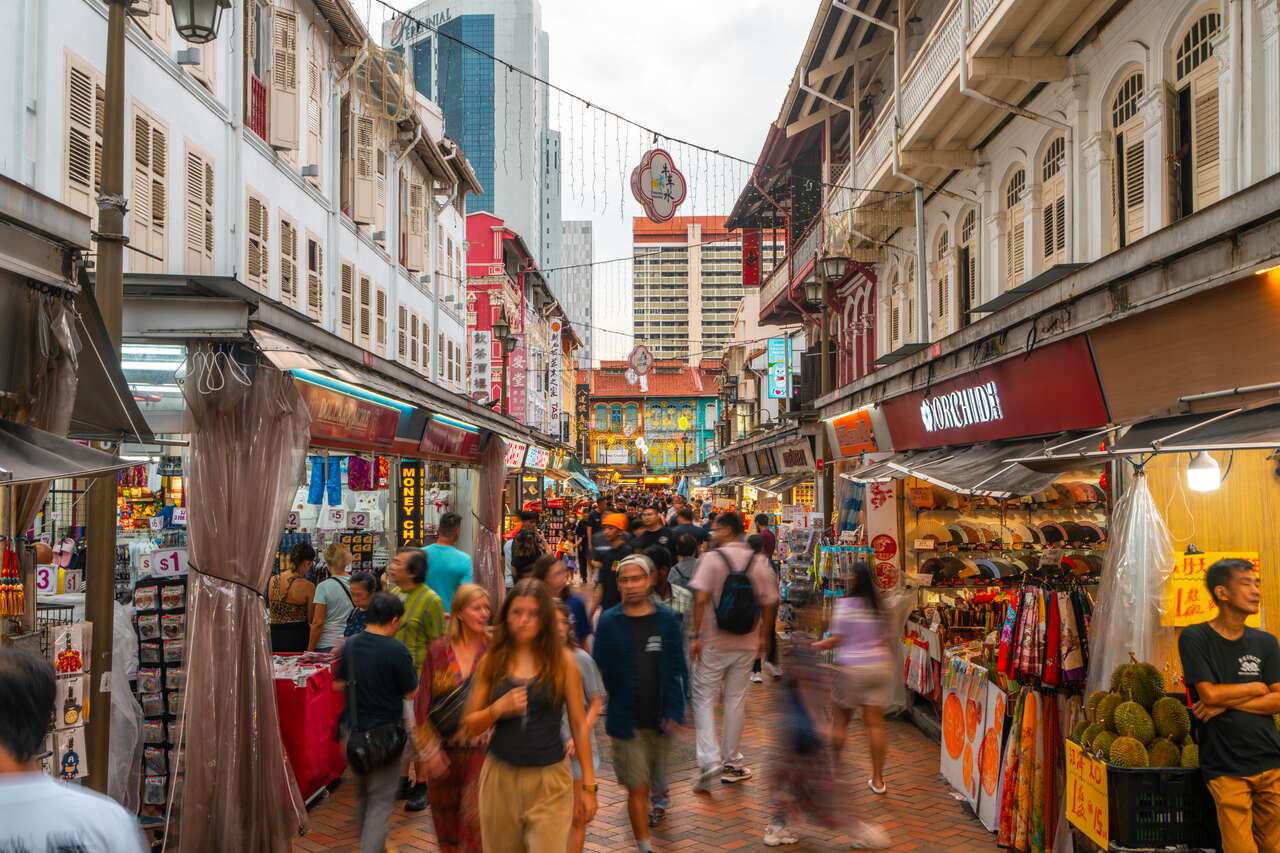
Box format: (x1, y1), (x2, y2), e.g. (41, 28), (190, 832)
(460, 578), (598, 852)
(414, 584), (493, 852)
(309, 542), (354, 652)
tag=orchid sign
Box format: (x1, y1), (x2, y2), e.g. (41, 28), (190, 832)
(631, 148), (687, 223)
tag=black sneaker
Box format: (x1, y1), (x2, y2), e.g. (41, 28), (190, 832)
(405, 783), (428, 812)
(720, 765), (753, 784)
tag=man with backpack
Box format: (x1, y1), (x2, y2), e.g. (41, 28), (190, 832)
(688, 511), (779, 792)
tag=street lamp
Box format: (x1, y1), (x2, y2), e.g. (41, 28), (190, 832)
(493, 315), (516, 417)
(167, 0), (232, 44)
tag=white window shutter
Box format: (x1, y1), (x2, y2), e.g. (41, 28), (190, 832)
(375, 288), (387, 356)
(184, 147), (214, 274)
(246, 194), (267, 291)
(353, 115), (376, 224)
(305, 36), (323, 186)
(409, 312), (420, 367)
(406, 178), (425, 271)
(269, 9), (299, 150)
(306, 236), (323, 319)
(398, 304), (408, 360)
(279, 218), (297, 306)
(1191, 66), (1220, 211)
(1005, 205), (1025, 290)
(64, 59), (102, 221)
(148, 123), (168, 272)
(421, 323), (431, 373)
(375, 146), (387, 239)
(339, 261), (354, 341)
(1122, 136), (1145, 246)
(130, 113), (152, 273)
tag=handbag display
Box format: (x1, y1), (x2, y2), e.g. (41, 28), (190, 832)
(344, 636), (407, 775)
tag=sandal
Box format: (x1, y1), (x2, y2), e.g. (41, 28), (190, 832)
(648, 805), (666, 827)
(867, 778), (887, 795)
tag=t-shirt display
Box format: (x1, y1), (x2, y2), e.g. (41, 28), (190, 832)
(1178, 622), (1280, 779)
(335, 632), (418, 732)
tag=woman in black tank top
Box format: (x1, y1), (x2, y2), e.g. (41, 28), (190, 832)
(461, 579), (598, 850)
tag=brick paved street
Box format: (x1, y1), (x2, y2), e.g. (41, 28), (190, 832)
(295, 678), (998, 852)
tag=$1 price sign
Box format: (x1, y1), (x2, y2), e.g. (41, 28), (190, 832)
(145, 548), (189, 577)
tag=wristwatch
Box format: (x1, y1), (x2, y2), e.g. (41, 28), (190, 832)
(580, 782), (598, 793)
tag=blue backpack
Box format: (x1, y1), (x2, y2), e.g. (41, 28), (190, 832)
(712, 550), (761, 635)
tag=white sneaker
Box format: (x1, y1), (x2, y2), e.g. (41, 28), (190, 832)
(763, 824), (799, 846)
(847, 821), (890, 849)
(764, 661), (783, 679)
(750, 672), (764, 683)
(692, 765), (718, 794)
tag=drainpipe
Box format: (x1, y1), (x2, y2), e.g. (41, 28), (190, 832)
(1227, 0), (1243, 192)
(430, 144), (461, 386)
(960, 0), (1074, 262)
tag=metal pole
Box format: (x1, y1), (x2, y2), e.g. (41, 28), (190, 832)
(83, 0), (130, 794)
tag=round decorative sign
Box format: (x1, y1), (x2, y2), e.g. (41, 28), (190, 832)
(630, 148), (687, 223)
(627, 344), (655, 376)
(871, 533), (898, 562)
(874, 561), (900, 591)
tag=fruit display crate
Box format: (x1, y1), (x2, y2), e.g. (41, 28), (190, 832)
(1105, 764), (1220, 851)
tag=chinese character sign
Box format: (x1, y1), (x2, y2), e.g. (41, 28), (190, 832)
(742, 228), (761, 287)
(548, 320), (563, 431)
(1065, 739), (1108, 848)
(630, 148), (687, 223)
(470, 330), (492, 403)
(766, 337), (789, 399)
(1162, 551), (1262, 627)
(508, 342), (528, 425)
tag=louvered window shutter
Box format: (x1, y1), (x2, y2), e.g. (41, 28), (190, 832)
(421, 323), (431, 373)
(410, 313), (420, 367)
(353, 115), (376, 223)
(184, 148), (214, 274)
(149, 124), (168, 272)
(280, 218), (297, 305)
(358, 273), (372, 347)
(1122, 135), (1145, 246)
(306, 41), (323, 184)
(270, 9), (299, 150)
(64, 60), (102, 221)
(406, 179), (425, 271)
(306, 237), (324, 320)
(398, 305), (408, 360)
(1006, 214), (1025, 288)
(375, 288), (387, 355)
(339, 262), (354, 341)
(246, 194), (266, 291)
(375, 146), (387, 238)
(131, 114), (152, 273)
(1190, 67), (1220, 211)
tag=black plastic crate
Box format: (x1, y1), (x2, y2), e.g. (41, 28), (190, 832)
(1105, 764), (1221, 851)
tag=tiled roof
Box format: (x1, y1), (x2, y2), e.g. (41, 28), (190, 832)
(589, 364), (720, 398)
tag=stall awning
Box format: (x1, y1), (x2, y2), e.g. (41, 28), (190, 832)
(72, 284), (154, 442)
(889, 437), (1083, 498)
(713, 475), (750, 488)
(0, 419), (130, 485)
(753, 472), (811, 495)
(840, 450), (956, 483)
(1007, 402), (1280, 467)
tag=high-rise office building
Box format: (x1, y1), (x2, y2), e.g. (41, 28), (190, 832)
(387, 0), (559, 267)
(541, 130), (562, 275)
(632, 216), (781, 363)
(555, 221), (593, 368)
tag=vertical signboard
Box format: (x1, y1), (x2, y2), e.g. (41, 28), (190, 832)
(508, 341), (528, 426)
(396, 460), (425, 547)
(766, 337), (789, 399)
(470, 330), (492, 403)
(866, 480), (901, 592)
(575, 383), (590, 459)
(548, 320), (563, 436)
(741, 228), (761, 287)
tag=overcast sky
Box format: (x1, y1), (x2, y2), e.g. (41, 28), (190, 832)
(377, 1), (817, 361)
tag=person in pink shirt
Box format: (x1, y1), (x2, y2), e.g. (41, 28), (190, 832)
(688, 511), (779, 792)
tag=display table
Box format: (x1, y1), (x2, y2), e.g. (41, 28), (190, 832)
(274, 655), (346, 802)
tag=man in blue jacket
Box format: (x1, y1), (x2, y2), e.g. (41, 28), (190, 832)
(593, 553), (686, 853)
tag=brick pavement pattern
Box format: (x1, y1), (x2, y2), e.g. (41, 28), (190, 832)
(296, 678), (998, 852)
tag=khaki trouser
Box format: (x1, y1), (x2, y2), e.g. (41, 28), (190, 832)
(1207, 767), (1280, 853)
(478, 754), (573, 853)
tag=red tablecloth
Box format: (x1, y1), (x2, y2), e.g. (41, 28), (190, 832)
(274, 657), (346, 800)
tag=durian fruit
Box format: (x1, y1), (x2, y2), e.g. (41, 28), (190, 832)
(1086, 690), (1109, 722)
(1125, 661), (1165, 709)
(1114, 701), (1156, 744)
(1110, 736), (1150, 768)
(1071, 720), (1092, 742)
(1152, 696), (1191, 741)
(1110, 663), (1133, 693)
(1092, 730), (1117, 759)
(1081, 723), (1103, 746)
(1097, 694), (1124, 731)
(1181, 742), (1200, 769)
(1148, 738), (1181, 768)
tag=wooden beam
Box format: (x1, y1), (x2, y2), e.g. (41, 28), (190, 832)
(808, 51), (859, 87)
(900, 148), (980, 170)
(785, 101), (839, 137)
(969, 55), (1070, 81)
(1053, 0), (1117, 55)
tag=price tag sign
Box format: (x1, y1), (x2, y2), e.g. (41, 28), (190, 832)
(349, 512), (369, 529)
(286, 511), (300, 530)
(327, 508), (346, 527)
(1163, 551), (1261, 627)
(35, 565), (55, 594)
(152, 548), (189, 577)
(62, 570), (84, 593)
(1065, 739), (1108, 848)
(149, 516), (165, 531)
(172, 508), (188, 527)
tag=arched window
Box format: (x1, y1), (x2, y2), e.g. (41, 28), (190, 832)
(958, 209), (978, 323)
(1173, 12), (1222, 216)
(610, 404), (623, 431)
(624, 403), (639, 430)
(594, 404), (608, 432)
(1111, 71), (1145, 248)
(933, 227), (950, 322)
(1042, 137), (1067, 265)
(1005, 168), (1026, 289)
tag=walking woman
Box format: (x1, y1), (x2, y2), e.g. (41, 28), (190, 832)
(414, 585), (493, 853)
(269, 543), (316, 652)
(460, 578), (598, 852)
(812, 561), (892, 795)
(532, 554), (593, 649)
(309, 543), (354, 653)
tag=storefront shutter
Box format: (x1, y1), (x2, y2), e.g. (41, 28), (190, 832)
(339, 261), (354, 341)
(269, 8), (299, 150)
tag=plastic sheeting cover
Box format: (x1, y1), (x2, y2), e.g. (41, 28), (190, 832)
(108, 601), (143, 813)
(1084, 472), (1175, 696)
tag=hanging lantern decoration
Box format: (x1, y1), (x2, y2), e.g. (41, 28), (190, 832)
(352, 41), (412, 122)
(631, 148), (687, 223)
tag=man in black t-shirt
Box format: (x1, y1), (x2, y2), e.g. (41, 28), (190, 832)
(335, 593), (418, 852)
(592, 513), (632, 616)
(1177, 558), (1280, 852)
(669, 507), (709, 550)
(632, 505), (674, 554)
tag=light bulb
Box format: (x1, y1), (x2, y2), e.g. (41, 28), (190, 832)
(1186, 451), (1221, 492)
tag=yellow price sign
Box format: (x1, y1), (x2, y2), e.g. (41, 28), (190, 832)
(1162, 551), (1261, 628)
(1065, 739), (1108, 848)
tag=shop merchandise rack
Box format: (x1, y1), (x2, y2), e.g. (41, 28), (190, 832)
(131, 572), (189, 822)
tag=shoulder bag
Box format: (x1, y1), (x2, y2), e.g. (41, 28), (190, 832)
(344, 636), (408, 774)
